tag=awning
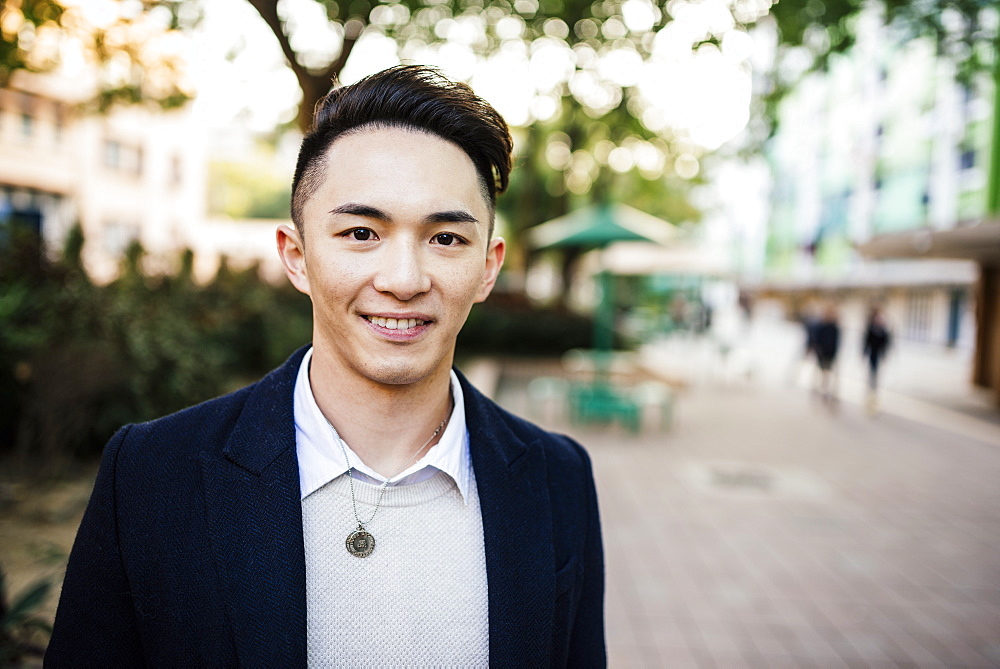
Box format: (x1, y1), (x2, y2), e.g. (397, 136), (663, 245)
(857, 220), (1000, 263)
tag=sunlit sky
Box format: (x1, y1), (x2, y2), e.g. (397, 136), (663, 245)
(190, 0), (763, 152)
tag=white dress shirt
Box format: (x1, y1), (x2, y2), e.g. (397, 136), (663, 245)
(294, 347), (473, 502)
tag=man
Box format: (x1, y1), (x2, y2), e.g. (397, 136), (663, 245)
(862, 305), (891, 412)
(46, 66), (605, 667)
(811, 304), (841, 403)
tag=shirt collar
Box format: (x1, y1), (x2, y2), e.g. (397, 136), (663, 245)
(294, 347), (471, 502)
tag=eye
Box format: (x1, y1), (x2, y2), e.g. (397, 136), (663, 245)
(434, 233), (459, 246)
(345, 228), (377, 241)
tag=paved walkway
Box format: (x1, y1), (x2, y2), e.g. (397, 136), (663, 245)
(494, 319), (1000, 667)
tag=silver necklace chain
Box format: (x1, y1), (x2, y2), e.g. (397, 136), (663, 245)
(331, 415), (449, 530)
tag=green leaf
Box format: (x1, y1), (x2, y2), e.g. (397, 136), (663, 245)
(2, 580), (51, 627)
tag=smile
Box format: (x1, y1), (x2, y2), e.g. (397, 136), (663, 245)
(364, 316), (428, 330)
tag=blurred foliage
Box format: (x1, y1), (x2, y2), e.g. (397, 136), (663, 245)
(459, 292), (596, 356)
(0, 226), (595, 463)
(770, 0), (997, 77)
(0, 225), (313, 462)
(0, 0), (196, 110)
(208, 160), (293, 219)
(499, 99), (702, 268)
(0, 569), (52, 664)
(237, 0), (761, 216)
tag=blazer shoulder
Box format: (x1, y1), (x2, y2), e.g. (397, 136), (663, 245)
(125, 383), (254, 447)
(462, 376), (594, 476)
(507, 408), (591, 465)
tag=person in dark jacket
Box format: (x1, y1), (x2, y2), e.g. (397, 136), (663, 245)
(46, 65), (605, 668)
(863, 306), (891, 411)
(811, 304), (841, 403)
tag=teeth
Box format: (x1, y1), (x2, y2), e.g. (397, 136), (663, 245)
(368, 317), (425, 330)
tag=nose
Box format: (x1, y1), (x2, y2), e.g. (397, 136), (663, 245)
(371, 239), (431, 300)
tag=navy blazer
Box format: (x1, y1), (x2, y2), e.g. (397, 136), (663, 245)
(46, 348), (606, 667)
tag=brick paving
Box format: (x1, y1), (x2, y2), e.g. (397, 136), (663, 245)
(494, 325), (1000, 668)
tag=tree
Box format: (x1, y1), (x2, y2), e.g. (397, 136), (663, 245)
(239, 0), (758, 264)
(241, 0), (770, 133)
(0, 0), (197, 109)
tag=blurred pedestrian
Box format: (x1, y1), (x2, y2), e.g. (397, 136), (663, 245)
(863, 306), (892, 412)
(812, 304), (840, 403)
(47, 65), (605, 667)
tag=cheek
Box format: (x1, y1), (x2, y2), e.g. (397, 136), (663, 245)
(306, 251), (367, 290)
(440, 262), (486, 302)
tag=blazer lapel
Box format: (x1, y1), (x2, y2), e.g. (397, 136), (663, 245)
(462, 374), (556, 666)
(200, 349), (308, 667)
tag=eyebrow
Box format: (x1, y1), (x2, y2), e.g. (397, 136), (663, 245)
(329, 202), (480, 226)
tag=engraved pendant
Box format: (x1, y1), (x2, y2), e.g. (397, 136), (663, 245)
(346, 525), (375, 558)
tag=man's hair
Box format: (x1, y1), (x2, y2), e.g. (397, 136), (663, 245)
(291, 65), (513, 238)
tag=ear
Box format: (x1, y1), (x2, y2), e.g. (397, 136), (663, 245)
(277, 224), (311, 296)
(474, 236), (506, 304)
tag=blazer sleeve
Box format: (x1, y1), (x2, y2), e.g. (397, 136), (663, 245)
(45, 426), (144, 667)
(566, 449), (607, 667)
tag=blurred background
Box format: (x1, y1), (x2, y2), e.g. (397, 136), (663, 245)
(1, 0), (999, 665)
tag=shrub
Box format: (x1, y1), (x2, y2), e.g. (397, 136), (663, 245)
(458, 294), (595, 356)
(0, 228), (312, 462)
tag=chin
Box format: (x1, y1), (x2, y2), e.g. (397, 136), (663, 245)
(363, 360), (438, 387)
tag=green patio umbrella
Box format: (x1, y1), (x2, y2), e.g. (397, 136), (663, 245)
(528, 202), (676, 252)
(528, 202), (675, 352)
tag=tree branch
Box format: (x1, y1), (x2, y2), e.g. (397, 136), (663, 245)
(245, 0), (309, 87)
(245, 1), (365, 131)
(324, 22), (362, 83)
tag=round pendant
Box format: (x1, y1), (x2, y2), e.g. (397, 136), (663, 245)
(346, 528), (375, 557)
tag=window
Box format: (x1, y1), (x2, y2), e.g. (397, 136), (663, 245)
(959, 148), (975, 170)
(170, 155), (183, 187)
(103, 139), (121, 170)
(54, 107), (65, 145)
(961, 84), (974, 105)
(905, 292), (933, 342)
(102, 138), (143, 176)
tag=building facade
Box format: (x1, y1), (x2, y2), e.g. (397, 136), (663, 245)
(756, 13), (999, 403)
(0, 71), (208, 282)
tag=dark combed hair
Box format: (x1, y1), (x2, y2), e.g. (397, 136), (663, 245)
(290, 65), (513, 235)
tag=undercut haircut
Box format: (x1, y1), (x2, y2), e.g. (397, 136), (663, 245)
(291, 65), (514, 239)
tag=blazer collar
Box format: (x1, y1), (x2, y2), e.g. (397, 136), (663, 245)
(459, 371), (557, 664)
(222, 346), (308, 474)
(203, 347), (309, 666)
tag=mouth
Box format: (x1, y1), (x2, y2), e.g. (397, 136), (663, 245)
(362, 315), (430, 331)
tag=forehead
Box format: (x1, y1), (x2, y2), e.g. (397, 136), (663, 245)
(305, 126), (490, 220)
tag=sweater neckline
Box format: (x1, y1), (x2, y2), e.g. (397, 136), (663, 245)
(305, 469), (467, 508)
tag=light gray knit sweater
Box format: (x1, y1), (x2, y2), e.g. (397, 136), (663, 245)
(302, 470), (489, 667)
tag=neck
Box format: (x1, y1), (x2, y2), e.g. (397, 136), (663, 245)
(308, 349), (454, 477)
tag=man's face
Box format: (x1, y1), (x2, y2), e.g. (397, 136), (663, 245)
(279, 127), (505, 388)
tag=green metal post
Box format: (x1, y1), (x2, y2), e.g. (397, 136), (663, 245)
(989, 48), (1000, 217)
(593, 270), (615, 381)
(595, 270), (614, 352)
